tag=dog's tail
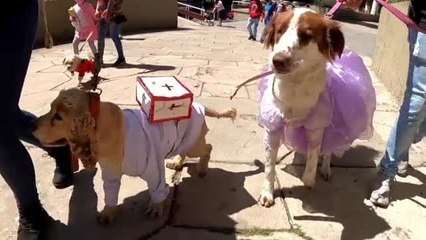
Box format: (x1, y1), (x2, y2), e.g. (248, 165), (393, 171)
(205, 107), (237, 120)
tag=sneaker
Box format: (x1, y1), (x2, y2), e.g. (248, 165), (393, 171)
(369, 170), (393, 208)
(52, 168), (73, 189)
(113, 57), (126, 66)
(397, 160), (409, 178)
(17, 204), (56, 240)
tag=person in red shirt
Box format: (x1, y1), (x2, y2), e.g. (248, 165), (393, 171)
(247, 0), (264, 41)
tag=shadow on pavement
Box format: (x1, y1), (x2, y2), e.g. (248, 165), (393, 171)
(170, 162), (263, 238)
(47, 169), (169, 240)
(280, 145), (392, 240)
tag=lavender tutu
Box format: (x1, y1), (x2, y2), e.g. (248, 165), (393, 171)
(258, 48), (376, 156)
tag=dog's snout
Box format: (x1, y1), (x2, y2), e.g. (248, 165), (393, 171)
(272, 52), (292, 73)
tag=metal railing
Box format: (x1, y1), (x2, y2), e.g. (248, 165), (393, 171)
(177, 2), (206, 20)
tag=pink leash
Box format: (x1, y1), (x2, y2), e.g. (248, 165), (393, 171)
(324, 1), (343, 18)
(325, 0), (426, 34)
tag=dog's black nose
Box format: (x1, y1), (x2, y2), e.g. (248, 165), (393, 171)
(30, 120), (38, 132)
(272, 52), (292, 73)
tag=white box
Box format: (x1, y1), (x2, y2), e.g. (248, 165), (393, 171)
(136, 76), (193, 123)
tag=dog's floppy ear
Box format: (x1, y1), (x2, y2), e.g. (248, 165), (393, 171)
(262, 12), (292, 50)
(325, 20), (345, 60)
(69, 96), (97, 168)
(262, 15), (278, 50)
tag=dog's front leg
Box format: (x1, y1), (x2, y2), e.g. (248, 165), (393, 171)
(98, 163), (122, 225)
(144, 159), (170, 218)
(302, 128), (324, 188)
(320, 153), (332, 181)
(259, 130), (281, 207)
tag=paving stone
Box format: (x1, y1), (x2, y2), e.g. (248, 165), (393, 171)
(0, 159), (176, 240)
(22, 72), (70, 95)
(172, 162), (291, 230)
(151, 227), (305, 240)
(281, 166), (426, 240)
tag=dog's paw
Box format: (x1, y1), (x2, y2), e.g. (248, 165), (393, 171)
(258, 190), (274, 207)
(301, 174), (316, 188)
(320, 163), (332, 181)
(97, 206), (118, 225)
(145, 201), (166, 218)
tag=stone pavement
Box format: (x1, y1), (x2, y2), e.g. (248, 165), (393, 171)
(0, 17), (425, 240)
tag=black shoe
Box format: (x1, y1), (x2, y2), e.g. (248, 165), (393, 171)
(113, 57), (126, 66)
(18, 204), (56, 240)
(49, 148), (74, 189)
(252, 38), (257, 41)
(248, 36), (253, 40)
(52, 168), (73, 189)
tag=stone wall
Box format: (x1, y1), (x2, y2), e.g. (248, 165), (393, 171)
(36, 0), (177, 46)
(372, 1), (410, 104)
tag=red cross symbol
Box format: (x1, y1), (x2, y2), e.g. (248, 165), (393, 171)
(162, 83), (174, 91)
(169, 103), (182, 110)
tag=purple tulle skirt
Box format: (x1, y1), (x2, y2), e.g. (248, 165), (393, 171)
(258, 48), (376, 156)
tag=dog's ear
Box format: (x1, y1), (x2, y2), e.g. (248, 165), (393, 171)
(262, 15), (278, 49)
(262, 12), (292, 50)
(69, 109), (97, 168)
(325, 20), (345, 60)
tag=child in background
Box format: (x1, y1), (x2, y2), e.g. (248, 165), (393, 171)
(213, 0), (226, 26)
(69, 0), (98, 56)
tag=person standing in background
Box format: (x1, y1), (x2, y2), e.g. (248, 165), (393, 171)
(96, 0), (127, 66)
(247, 0), (264, 41)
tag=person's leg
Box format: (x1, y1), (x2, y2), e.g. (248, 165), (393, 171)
(109, 22), (126, 64)
(371, 30), (426, 207)
(261, 16), (271, 43)
(17, 110), (73, 189)
(97, 19), (108, 62)
(0, 1), (57, 239)
(72, 36), (80, 55)
(88, 40), (97, 56)
(252, 18), (259, 40)
(265, 16), (271, 26)
(413, 118), (426, 143)
(247, 17), (254, 39)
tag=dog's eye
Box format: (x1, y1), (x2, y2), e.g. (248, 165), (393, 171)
(298, 31), (313, 45)
(53, 113), (62, 121)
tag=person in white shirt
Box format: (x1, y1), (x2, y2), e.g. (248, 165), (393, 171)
(213, 0), (226, 26)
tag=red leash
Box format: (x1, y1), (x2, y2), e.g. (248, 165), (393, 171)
(325, 0), (426, 34)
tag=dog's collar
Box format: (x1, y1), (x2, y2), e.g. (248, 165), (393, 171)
(89, 92), (100, 128)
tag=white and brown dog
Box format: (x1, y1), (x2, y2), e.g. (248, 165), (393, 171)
(258, 8), (346, 207)
(63, 55), (96, 85)
(32, 88), (236, 224)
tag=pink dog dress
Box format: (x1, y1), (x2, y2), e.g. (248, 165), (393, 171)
(258, 48), (376, 156)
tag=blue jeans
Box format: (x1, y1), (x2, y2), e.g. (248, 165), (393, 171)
(380, 29), (426, 177)
(0, 0), (71, 210)
(98, 19), (125, 60)
(264, 15), (272, 26)
(247, 17), (260, 38)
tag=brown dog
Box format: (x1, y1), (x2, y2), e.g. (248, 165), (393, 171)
(32, 88), (237, 224)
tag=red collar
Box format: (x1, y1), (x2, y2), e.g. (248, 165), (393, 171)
(89, 92), (101, 126)
(71, 92), (101, 172)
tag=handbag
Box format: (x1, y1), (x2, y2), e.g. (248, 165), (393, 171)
(113, 14), (127, 24)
